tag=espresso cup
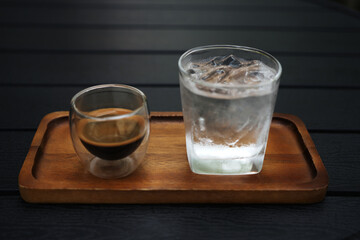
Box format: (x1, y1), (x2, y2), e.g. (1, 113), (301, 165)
(70, 84), (150, 179)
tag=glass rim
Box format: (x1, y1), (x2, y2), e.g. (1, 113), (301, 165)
(178, 45), (282, 89)
(70, 84), (147, 121)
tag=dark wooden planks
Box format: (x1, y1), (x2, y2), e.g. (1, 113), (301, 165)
(276, 89), (360, 131)
(0, 196), (359, 240)
(0, 86), (182, 129)
(1, 131), (359, 193)
(0, 0), (357, 239)
(1, 53), (359, 87)
(311, 133), (360, 193)
(1, 28), (360, 54)
(0, 0), (321, 8)
(0, 53), (181, 86)
(0, 87), (359, 131)
(1, 7), (358, 29)
(0, 131), (34, 192)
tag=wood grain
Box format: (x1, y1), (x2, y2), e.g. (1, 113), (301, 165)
(311, 133), (360, 193)
(0, 0), (321, 8)
(1, 28), (359, 53)
(2, 131), (360, 194)
(1, 54), (359, 87)
(0, 0), (358, 239)
(1, 87), (360, 131)
(1, 196), (360, 240)
(0, 131), (34, 192)
(18, 112), (327, 203)
(1, 7), (357, 28)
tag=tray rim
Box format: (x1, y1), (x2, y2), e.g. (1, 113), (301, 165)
(18, 111), (328, 204)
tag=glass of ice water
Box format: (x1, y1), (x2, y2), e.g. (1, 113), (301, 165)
(179, 45), (282, 175)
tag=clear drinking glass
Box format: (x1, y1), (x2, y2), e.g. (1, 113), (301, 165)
(179, 45), (282, 175)
(70, 84), (150, 179)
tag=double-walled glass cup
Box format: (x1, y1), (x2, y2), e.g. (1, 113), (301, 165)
(70, 84), (150, 179)
(179, 45), (281, 175)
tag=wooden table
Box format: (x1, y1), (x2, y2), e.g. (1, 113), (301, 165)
(1, 0), (359, 239)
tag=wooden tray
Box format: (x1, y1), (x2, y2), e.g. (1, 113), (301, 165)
(19, 112), (328, 204)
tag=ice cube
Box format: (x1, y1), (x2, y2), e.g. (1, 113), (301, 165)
(205, 56), (223, 66)
(201, 67), (229, 83)
(220, 55), (241, 68)
(186, 55), (276, 94)
(187, 69), (196, 74)
(198, 117), (206, 131)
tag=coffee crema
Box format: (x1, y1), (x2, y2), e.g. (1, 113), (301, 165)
(77, 108), (146, 160)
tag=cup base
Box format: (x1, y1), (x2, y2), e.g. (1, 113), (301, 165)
(188, 154), (264, 175)
(89, 156), (137, 179)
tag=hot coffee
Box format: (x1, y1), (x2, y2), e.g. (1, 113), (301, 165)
(77, 108), (145, 160)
